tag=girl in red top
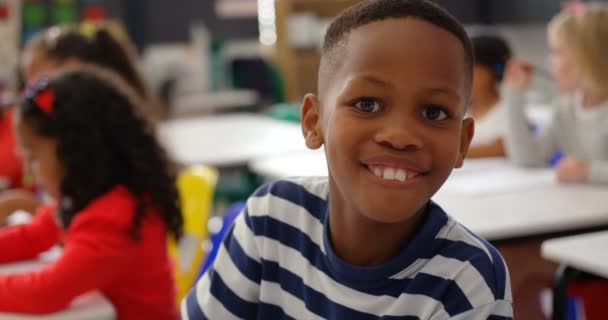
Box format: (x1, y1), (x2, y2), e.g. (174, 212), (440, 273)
(0, 67), (183, 319)
(0, 24), (164, 221)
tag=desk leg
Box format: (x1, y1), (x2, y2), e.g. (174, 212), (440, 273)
(552, 264), (577, 320)
(552, 265), (603, 320)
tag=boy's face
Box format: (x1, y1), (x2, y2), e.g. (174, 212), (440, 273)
(302, 18), (473, 223)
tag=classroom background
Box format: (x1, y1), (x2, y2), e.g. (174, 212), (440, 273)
(1, 0), (608, 319)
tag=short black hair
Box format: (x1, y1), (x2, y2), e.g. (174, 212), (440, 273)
(471, 34), (512, 81)
(320, 0), (473, 92)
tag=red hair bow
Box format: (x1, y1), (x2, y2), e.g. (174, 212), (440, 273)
(34, 87), (55, 115)
(24, 78), (55, 115)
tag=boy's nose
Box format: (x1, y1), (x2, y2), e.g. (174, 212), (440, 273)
(373, 118), (424, 151)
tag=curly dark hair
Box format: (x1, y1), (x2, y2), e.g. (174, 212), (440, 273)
(18, 68), (182, 240)
(321, 0), (473, 86)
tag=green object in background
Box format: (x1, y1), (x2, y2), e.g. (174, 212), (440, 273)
(267, 102), (301, 123)
(213, 168), (260, 205)
(52, 0), (77, 24)
(23, 2), (45, 27)
(209, 37), (227, 91)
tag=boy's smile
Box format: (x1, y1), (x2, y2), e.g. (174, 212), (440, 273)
(302, 18), (474, 242)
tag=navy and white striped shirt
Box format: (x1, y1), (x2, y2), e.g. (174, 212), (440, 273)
(183, 177), (512, 319)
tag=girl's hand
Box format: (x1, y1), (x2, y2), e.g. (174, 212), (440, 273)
(555, 157), (590, 183)
(504, 60), (534, 90)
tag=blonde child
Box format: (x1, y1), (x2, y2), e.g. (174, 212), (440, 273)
(504, 2), (608, 184)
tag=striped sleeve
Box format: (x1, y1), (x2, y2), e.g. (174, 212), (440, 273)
(182, 205), (261, 320)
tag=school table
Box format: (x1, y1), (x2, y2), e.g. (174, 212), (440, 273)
(0, 259), (115, 320)
(249, 154), (608, 241)
(542, 230), (608, 279)
(158, 113), (308, 167)
(541, 231), (608, 320)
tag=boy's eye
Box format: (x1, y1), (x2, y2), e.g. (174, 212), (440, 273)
(422, 105), (449, 121)
(354, 98), (382, 113)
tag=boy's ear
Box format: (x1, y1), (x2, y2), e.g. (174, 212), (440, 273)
(301, 94), (324, 150)
(455, 117), (474, 168)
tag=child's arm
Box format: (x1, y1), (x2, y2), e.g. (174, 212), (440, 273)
(0, 210), (134, 314)
(503, 87), (558, 166)
(0, 205), (60, 263)
(556, 157), (608, 184)
(503, 62), (558, 166)
(587, 161), (608, 184)
(182, 207), (261, 319)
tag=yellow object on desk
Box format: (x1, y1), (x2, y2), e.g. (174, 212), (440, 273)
(168, 165), (218, 304)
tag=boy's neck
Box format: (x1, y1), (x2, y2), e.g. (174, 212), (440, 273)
(328, 200), (427, 267)
(471, 88), (499, 119)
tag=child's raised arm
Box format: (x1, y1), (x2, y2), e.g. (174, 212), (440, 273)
(503, 61), (559, 166)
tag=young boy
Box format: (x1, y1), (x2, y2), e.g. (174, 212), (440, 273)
(183, 0), (512, 319)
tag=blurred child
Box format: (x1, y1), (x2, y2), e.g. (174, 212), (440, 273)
(0, 24), (161, 221)
(467, 33), (512, 158)
(504, 2), (608, 184)
(183, 0), (512, 319)
(0, 68), (182, 319)
(22, 24), (152, 106)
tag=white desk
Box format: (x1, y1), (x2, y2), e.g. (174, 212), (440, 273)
(0, 260), (115, 320)
(249, 149), (327, 179)
(541, 231), (608, 279)
(159, 113), (308, 167)
(249, 154), (608, 241)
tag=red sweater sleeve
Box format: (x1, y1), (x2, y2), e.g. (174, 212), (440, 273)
(0, 207), (133, 314)
(0, 205), (61, 263)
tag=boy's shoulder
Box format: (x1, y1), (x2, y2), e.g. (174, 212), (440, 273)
(252, 176), (329, 200)
(245, 177), (330, 219)
(422, 203), (512, 304)
(241, 176), (330, 243)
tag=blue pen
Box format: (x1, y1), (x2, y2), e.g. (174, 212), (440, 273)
(549, 150), (565, 167)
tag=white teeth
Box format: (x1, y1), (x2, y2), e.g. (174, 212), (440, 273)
(383, 168), (395, 180)
(373, 168), (383, 177)
(371, 166), (411, 182)
(395, 169), (407, 182)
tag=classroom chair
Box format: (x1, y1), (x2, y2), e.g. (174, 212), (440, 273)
(195, 201), (245, 281)
(168, 164), (219, 304)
